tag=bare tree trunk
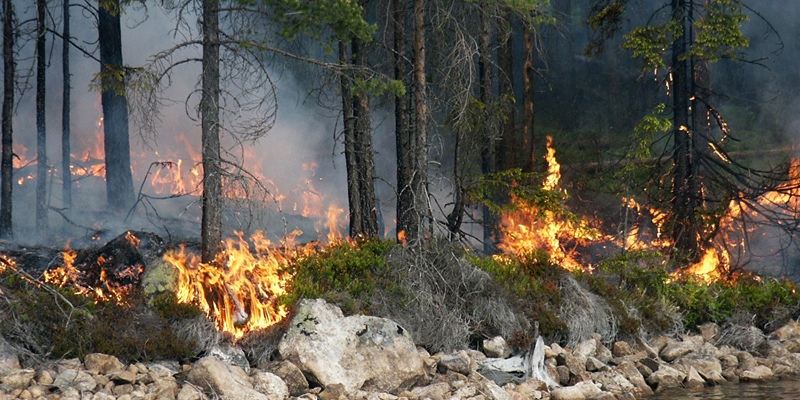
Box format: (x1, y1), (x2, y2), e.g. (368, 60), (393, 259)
(670, 0), (698, 259)
(411, 0), (429, 240)
(98, 0), (134, 213)
(62, 0), (71, 210)
(522, 28), (535, 172)
(36, 0), (48, 232)
(1, 0), (14, 238)
(340, 42), (362, 237)
(393, 0), (415, 241)
(201, 0), (222, 263)
(498, 15), (515, 172)
(351, 35), (379, 238)
(479, 5), (497, 254)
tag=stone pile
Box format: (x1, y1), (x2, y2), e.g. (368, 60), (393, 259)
(2, 300), (800, 400)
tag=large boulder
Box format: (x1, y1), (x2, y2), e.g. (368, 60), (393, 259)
(645, 364), (686, 392)
(277, 299), (429, 394)
(0, 336), (20, 375)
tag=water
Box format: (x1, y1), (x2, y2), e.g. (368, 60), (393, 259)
(649, 378), (800, 399)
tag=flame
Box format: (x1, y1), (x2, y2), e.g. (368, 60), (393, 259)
(495, 136), (596, 271)
(164, 231), (313, 338)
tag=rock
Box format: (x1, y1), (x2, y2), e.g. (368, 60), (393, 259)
(266, 361), (308, 397)
(575, 340), (597, 358)
(278, 299), (428, 393)
(54, 369), (98, 392)
(737, 352), (757, 371)
(677, 355), (724, 384)
(645, 365), (686, 392)
(438, 351), (473, 375)
(761, 340), (789, 358)
(698, 323), (721, 343)
(479, 380), (513, 400)
(409, 382), (450, 400)
(187, 356), (268, 400)
(483, 337), (512, 359)
(771, 354), (800, 376)
(649, 336), (672, 355)
(684, 367), (705, 389)
(84, 353), (125, 375)
(251, 371), (289, 400)
(585, 357), (606, 372)
(587, 393), (616, 400)
(611, 342), (633, 358)
(154, 376), (180, 400)
(556, 366), (570, 386)
(612, 361), (653, 397)
(0, 369), (35, 389)
(207, 343), (250, 374)
(549, 343), (567, 358)
(659, 341), (694, 362)
(719, 354), (739, 370)
(110, 370), (138, 384)
(319, 383), (347, 400)
(177, 384), (207, 400)
(635, 337), (660, 359)
(594, 343), (612, 364)
(590, 370), (634, 396)
(556, 353), (586, 377)
(550, 381), (601, 400)
(0, 336), (20, 375)
(783, 337), (800, 353)
(142, 258), (180, 302)
(740, 365), (775, 382)
(771, 319), (800, 341)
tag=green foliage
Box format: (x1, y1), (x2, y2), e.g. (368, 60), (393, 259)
(89, 65), (128, 96)
(269, 0), (375, 43)
(280, 239), (396, 313)
(621, 21), (682, 69)
(692, 0), (749, 61)
(472, 252), (568, 337)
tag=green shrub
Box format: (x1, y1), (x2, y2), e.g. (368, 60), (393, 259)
(280, 239), (396, 313)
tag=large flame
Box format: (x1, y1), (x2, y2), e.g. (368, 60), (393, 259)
(495, 136), (596, 271)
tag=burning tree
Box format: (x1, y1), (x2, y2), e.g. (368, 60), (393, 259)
(588, 0), (798, 264)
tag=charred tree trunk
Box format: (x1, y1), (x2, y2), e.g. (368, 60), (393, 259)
(670, 0), (698, 259)
(393, 0), (415, 241)
(62, 0), (71, 210)
(201, 0), (222, 263)
(351, 35), (379, 238)
(36, 0), (48, 232)
(479, 5), (497, 254)
(1, 0), (14, 238)
(98, 0), (134, 213)
(522, 27), (535, 172)
(410, 0), (429, 241)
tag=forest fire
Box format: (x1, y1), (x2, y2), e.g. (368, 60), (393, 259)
(495, 136), (597, 271)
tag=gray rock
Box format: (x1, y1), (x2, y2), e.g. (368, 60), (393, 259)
(611, 342), (633, 358)
(594, 343), (612, 364)
(251, 371), (289, 400)
(771, 319), (800, 341)
(556, 353), (586, 377)
(645, 364), (686, 392)
(550, 381), (601, 400)
(483, 337), (512, 359)
(0, 336), (20, 375)
(479, 380), (513, 400)
(409, 382), (450, 400)
(684, 366), (705, 389)
(575, 339), (597, 358)
(266, 361), (308, 397)
(771, 354), (800, 376)
(187, 356), (267, 400)
(177, 384), (207, 400)
(54, 369), (98, 392)
(438, 351), (473, 375)
(612, 361), (653, 397)
(278, 299), (428, 394)
(590, 370), (635, 396)
(659, 341), (694, 362)
(207, 343), (250, 373)
(585, 357), (606, 372)
(677, 355), (724, 384)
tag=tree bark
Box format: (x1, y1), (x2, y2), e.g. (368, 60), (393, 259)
(522, 27), (535, 172)
(62, 0), (71, 210)
(351, 35), (379, 238)
(498, 15), (515, 172)
(1, 0), (14, 238)
(201, 0), (222, 263)
(340, 42), (362, 237)
(36, 0), (48, 232)
(393, 0), (415, 241)
(98, 0), (135, 213)
(411, 0), (429, 241)
(670, 0), (698, 259)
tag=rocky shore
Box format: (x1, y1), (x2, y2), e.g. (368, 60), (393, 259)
(2, 298), (800, 400)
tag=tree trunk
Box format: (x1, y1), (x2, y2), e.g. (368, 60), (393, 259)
(479, 5), (497, 254)
(411, 0), (428, 241)
(340, 42), (362, 237)
(670, 0), (698, 259)
(62, 0), (71, 210)
(498, 15), (515, 172)
(351, 35), (379, 238)
(98, 0), (134, 213)
(1, 0), (14, 238)
(201, 0), (222, 263)
(393, 0), (415, 241)
(36, 0), (48, 232)
(522, 27), (535, 172)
